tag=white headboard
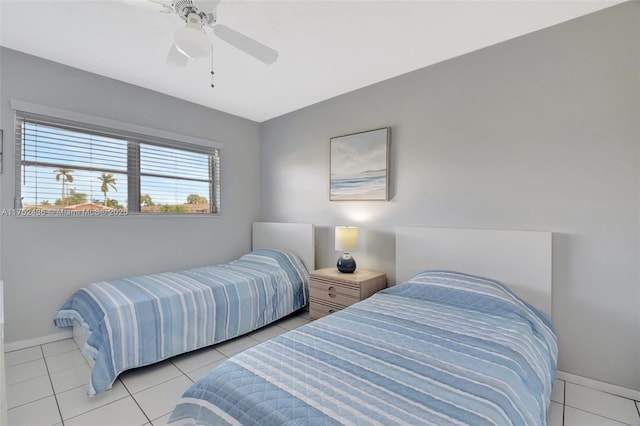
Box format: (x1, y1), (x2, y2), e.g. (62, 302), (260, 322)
(252, 222), (315, 272)
(396, 227), (552, 317)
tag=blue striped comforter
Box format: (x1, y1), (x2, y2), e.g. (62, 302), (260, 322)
(53, 249), (309, 396)
(170, 270), (557, 425)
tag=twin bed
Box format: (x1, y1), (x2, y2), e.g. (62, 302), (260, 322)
(54, 222), (315, 395)
(169, 226), (557, 426)
(54, 224), (558, 425)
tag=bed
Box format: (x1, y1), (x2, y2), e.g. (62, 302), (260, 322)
(53, 222), (315, 396)
(169, 226), (557, 426)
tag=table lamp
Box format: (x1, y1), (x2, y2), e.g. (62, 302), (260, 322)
(335, 226), (358, 273)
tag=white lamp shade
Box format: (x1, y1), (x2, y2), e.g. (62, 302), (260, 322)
(335, 226), (359, 252)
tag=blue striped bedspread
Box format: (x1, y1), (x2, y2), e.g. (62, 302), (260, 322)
(53, 249), (309, 396)
(170, 270), (557, 426)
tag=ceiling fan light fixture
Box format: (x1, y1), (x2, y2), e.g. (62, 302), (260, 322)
(174, 20), (211, 59)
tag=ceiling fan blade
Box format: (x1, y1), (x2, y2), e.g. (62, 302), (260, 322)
(196, 0), (221, 13)
(212, 24), (278, 64)
(146, 0), (173, 11)
(166, 44), (189, 66)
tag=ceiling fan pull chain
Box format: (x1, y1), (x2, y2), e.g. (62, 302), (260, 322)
(210, 44), (215, 88)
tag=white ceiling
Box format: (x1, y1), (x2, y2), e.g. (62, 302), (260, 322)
(0, 0), (624, 123)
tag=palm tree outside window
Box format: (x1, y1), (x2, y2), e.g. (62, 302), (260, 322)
(53, 168), (74, 205)
(98, 173), (117, 207)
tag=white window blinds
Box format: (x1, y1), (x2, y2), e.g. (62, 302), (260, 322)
(14, 108), (221, 215)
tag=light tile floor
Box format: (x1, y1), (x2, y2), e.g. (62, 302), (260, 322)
(6, 310), (640, 425)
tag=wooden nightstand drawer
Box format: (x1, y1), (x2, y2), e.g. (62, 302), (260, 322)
(308, 268), (386, 320)
(310, 279), (360, 304)
(309, 300), (343, 320)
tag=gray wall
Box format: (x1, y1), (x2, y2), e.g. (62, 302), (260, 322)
(0, 47), (261, 343)
(259, 2), (640, 391)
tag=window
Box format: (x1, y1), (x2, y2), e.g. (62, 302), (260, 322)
(14, 108), (220, 215)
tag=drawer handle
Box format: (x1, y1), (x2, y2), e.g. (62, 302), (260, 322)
(328, 309), (335, 314)
(328, 286), (335, 292)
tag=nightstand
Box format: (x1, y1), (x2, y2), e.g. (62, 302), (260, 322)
(309, 267), (387, 320)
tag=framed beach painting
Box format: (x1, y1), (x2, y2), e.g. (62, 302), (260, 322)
(330, 127), (390, 201)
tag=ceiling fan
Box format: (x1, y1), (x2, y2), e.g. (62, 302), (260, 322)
(149, 0), (278, 67)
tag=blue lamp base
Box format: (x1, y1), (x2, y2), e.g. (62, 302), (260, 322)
(337, 253), (356, 273)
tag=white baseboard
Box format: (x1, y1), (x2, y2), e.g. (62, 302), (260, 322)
(558, 370), (640, 401)
(4, 330), (73, 353)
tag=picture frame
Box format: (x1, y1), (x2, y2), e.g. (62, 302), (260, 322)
(330, 127), (390, 201)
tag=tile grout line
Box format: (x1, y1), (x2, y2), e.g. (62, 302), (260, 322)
(120, 378), (152, 425)
(5, 341), (100, 412)
(564, 380), (640, 404)
(168, 358), (191, 380)
(55, 341), (95, 424)
(62, 395), (132, 425)
(562, 380), (566, 426)
(564, 403), (638, 425)
(40, 344), (65, 425)
(47, 340), (130, 425)
(56, 340), (237, 423)
(5, 360), (49, 389)
(127, 369), (193, 395)
(4, 348), (45, 369)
